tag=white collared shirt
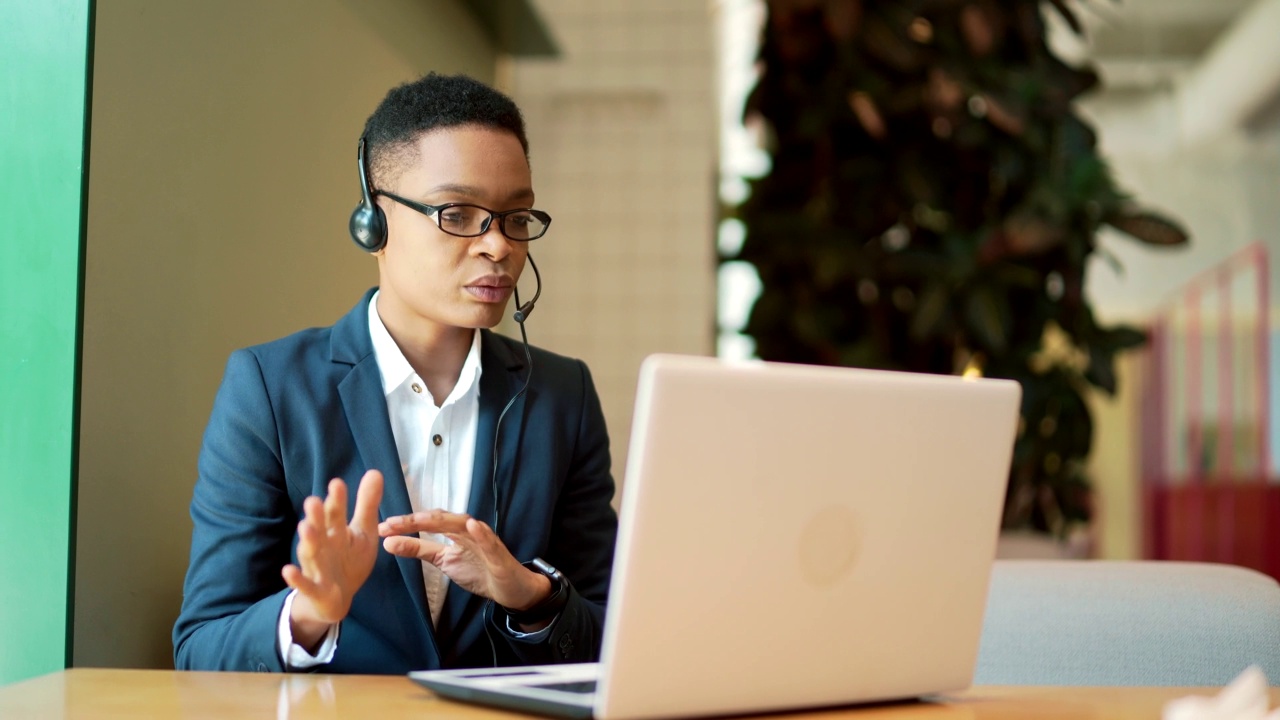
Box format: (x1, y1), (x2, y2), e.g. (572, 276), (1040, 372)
(277, 291), (482, 668)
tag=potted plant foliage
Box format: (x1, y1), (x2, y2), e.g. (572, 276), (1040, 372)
(732, 0), (1188, 536)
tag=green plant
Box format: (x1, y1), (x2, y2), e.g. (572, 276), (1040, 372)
(732, 0), (1188, 535)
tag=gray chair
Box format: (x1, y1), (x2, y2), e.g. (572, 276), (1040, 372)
(974, 560), (1280, 685)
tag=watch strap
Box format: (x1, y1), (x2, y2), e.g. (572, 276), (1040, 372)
(503, 558), (569, 625)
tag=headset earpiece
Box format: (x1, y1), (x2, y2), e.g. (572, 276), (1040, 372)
(349, 137), (387, 252)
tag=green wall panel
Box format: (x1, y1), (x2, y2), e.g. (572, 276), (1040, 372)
(0, 0), (93, 686)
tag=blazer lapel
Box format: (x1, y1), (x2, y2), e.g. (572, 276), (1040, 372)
(438, 331), (529, 645)
(332, 290), (436, 651)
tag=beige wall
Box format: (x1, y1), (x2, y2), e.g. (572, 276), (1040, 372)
(77, 0), (496, 669)
(504, 0), (719, 487)
(1088, 353), (1144, 560)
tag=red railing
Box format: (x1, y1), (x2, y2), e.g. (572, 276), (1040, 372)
(1139, 243), (1279, 579)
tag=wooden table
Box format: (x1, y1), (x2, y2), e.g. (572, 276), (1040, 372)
(0, 668), (1275, 719)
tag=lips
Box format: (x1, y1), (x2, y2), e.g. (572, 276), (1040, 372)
(465, 274), (514, 303)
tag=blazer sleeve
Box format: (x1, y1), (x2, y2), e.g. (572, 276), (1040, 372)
(173, 349), (298, 672)
(493, 359), (619, 664)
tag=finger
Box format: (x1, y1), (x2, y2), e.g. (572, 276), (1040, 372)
(439, 532), (479, 559)
(383, 535), (448, 561)
(303, 495), (327, 536)
(465, 517), (496, 543)
(379, 509), (468, 534)
(324, 479), (348, 535)
(282, 564), (322, 598)
(351, 470), (384, 532)
(465, 518), (504, 555)
(464, 518), (511, 567)
(295, 520), (322, 579)
(378, 509), (471, 536)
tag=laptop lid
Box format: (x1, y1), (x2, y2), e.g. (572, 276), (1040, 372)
(593, 354), (1021, 720)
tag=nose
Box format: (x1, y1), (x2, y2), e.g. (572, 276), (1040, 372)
(473, 218), (516, 262)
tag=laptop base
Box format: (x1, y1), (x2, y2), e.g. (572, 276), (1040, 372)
(411, 664), (600, 720)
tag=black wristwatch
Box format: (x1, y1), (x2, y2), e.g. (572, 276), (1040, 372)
(503, 558), (569, 625)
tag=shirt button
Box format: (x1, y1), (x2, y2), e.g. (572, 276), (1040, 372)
(433, 434), (443, 446)
(411, 383), (423, 394)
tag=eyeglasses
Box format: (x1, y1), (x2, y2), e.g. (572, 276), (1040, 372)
(379, 191), (551, 241)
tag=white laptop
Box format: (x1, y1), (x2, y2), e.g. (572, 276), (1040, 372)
(410, 354), (1021, 720)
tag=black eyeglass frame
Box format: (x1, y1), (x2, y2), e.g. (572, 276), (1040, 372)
(378, 191), (551, 241)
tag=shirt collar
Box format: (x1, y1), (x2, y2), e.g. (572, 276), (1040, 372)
(367, 290), (483, 401)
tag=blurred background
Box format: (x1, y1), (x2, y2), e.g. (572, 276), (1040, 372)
(3, 0), (1278, 685)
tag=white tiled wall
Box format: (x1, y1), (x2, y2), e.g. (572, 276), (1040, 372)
(505, 0), (718, 494)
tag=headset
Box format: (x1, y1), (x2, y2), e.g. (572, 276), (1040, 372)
(349, 137), (388, 252)
(484, 265), (537, 668)
(491, 255), (540, 538)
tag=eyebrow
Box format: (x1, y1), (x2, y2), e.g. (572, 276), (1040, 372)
(425, 183), (535, 204)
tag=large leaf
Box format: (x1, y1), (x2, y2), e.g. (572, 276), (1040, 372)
(1084, 346), (1117, 395)
(1003, 212), (1066, 256)
(1105, 209), (1190, 246)
(1044, 0), (1083, 35)
(1096, 324), (1148, 353)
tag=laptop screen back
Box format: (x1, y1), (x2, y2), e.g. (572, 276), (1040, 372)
(595, 355), (1021, 720)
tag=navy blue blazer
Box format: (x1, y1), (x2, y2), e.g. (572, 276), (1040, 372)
(173, 289), (618, 673)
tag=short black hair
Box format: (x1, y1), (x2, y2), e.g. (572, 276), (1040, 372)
(361, 72), (529, 189)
